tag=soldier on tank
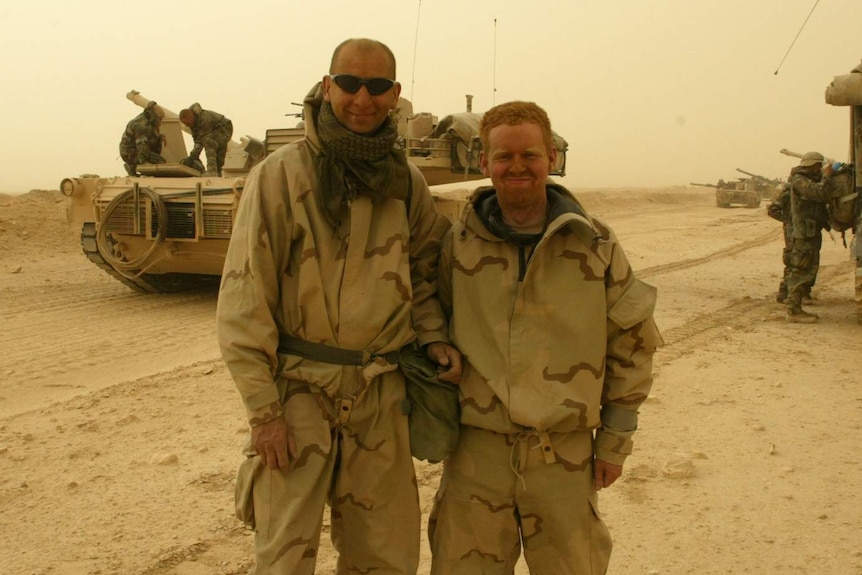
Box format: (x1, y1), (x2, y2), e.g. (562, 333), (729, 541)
(118, 101), (166, 176)
(179, 104), (233, 176)
(783, 151), (835, 323)
(429, 101), (663, 574)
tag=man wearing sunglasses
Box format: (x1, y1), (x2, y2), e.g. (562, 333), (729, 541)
(217, 37), (461, 574)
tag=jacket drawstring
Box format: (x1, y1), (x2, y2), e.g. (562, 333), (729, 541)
(509, 429), (556, 492)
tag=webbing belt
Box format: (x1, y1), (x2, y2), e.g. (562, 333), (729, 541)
(277, 334), (400, 366)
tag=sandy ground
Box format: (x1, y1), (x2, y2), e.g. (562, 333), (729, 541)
(1, 186), (860, 575)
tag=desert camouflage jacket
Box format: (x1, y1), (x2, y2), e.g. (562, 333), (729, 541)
(788, 167), (832, 239)
(216, 88), (450, 426)
(438, 184), (662, 465)
(187, 103), (232, 157)
(119, 112), (162, 163)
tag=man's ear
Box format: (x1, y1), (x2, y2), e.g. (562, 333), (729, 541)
(391, 81), (402, 108)
(480, 151), (489, 176)
(548, 147), (558, 173)
(322, 76), (332, 102)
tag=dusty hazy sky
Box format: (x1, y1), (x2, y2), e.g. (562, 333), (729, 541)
(1, 0), (860, 194)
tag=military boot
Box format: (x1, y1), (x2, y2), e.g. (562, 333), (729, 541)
(204, 159), (218, 177)
(785, 308), (819, 323)
(124, 163), (137, 177)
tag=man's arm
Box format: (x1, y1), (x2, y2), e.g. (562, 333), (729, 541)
(405, 168), (452, 346)
(792, 166), (835, 202)
(594, 223), (663, 485)
(405, 169), (462, 382)
(216, 161), (292, 467)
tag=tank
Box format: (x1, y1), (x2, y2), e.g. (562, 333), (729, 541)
(735, 168), (784, 202)
(689, 178), (760, 208)
(823, 61), (862, 323)
(62, 91), (567, 293)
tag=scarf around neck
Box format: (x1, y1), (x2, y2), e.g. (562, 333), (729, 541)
(315, 99), (410, 227)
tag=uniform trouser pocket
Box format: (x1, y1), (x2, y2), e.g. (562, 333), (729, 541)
(235, 455), (264, 530)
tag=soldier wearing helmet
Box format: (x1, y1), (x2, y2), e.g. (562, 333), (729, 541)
(118, 101), (167, 176)
(783, 151), (834, 323)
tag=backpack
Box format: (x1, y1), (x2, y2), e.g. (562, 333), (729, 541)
(827, 164), (858, 232)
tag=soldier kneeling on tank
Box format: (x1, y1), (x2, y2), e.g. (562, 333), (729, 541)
(119, 101), (167, 176)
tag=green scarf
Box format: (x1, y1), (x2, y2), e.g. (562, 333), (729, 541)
(315, 100), (410, 227)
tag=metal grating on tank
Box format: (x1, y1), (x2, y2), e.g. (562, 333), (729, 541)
(204, 208), (233, 239)
(151, 204), (195, 239)
(102, 202), (147, 236)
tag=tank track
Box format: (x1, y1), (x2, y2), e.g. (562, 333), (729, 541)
(80, 223), (220, 294)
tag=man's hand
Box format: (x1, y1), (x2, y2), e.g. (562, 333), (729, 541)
(594, 458), (623, 490)
(251, 417), (296, 471)
(823, 163), (835, 178)
(426, 342), (463, 384)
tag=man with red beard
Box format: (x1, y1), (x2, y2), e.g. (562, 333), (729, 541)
(429, 101), (662, 574)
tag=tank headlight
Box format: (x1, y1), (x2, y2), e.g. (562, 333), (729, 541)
(60, 178), (76, 197)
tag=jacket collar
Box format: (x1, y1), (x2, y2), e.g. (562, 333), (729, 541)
(464, 182), (599, 246)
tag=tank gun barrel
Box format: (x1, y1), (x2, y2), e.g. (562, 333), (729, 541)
(736, 168), (781, 184)
(779, 148), (804, 160)
(690, 182), (718, 188)
(736, 168), (761, 179)
(127, 90), (191, 136)
(779, 148), (837, 164)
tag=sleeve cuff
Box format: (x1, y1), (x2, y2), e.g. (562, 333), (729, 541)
(594, 428), (634, 466)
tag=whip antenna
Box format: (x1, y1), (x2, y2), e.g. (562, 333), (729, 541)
(492, 18), (497, 105)
(774, 0), (821, 75)
(411, 0), (422, 101)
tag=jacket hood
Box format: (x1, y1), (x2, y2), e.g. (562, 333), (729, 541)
(188, 102), (203, 117)
(301, 82), (324, 150)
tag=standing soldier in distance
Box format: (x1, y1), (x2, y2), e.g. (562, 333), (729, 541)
(768, 184), (820, 303)
(179, 103), (233, 176)
(119, 101), (166, 176)
(784, 151), (834, 323)
(217, 38), (461, 574)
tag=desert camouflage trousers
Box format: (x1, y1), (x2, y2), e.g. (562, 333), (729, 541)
(194, 121), (233, 174)
(428, 426), (612, 575)
(785, 235), (822, 312)
(779, 225), (819, 300)
(236, 371), (420, 575)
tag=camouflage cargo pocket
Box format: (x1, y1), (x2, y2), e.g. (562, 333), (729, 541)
(235, 455), (262, 529)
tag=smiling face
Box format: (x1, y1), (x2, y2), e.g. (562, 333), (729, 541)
(322, 41), (401, 135)
(481, 121), (557, 212)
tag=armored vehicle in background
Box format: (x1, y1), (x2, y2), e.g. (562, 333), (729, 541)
(735, 168), (784, 202)
(690, 178), (760, 208)
(823, 61), (862, 322)
(62, 91), (568, 293)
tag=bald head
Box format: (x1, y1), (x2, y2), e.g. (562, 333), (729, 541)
(329, 38), (397, 79)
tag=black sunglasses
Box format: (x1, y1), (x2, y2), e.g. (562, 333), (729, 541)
(329, 74), (395, 96)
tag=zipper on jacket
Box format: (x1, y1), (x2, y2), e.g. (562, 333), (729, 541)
(518, 244), (539, 282)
